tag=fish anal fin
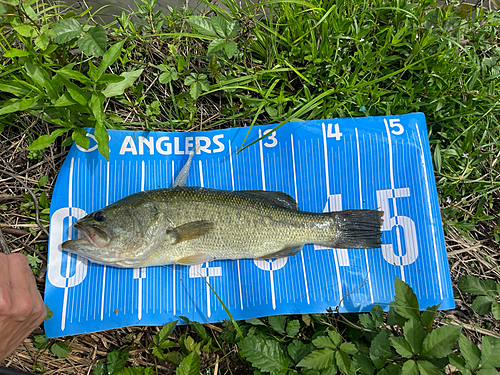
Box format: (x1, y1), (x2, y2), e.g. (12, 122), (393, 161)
(176, 253), (213, 265)
(167, 220), (214, 244)
(259, 245), (303, 259)
(238, 190), (299, 210)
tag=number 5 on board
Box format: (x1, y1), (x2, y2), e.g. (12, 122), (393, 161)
(376, 188), (418, 266)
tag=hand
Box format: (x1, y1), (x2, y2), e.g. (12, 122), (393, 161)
(0, 253), (46, 362)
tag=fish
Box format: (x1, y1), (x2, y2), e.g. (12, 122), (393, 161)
(61, 186), (383, 267)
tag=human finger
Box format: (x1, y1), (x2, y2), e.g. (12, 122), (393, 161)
(8, 254), (37, 319)
(0, 252), (10, 286)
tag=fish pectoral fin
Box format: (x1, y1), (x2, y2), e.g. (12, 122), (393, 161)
(237, 190), (299, 210)
(176, 253), (214, 265)
(167, 220), (215, 244)
(259, 245), (303, 259)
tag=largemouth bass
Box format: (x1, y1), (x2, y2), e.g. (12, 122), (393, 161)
(62, 187), (383, 267)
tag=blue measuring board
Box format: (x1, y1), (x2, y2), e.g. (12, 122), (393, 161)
(44, 113), (453, 338)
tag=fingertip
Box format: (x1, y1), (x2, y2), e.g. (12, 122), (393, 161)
(8, 253), (29, 268)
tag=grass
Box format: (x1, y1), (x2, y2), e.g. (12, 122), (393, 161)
(0, 0), (500, 373)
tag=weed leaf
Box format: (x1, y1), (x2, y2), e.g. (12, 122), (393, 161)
(94, 122), (109, 161)
(27, 128), (69, 151)
(403, 318), (426, 354)
(400, 359), (419, 375)
(0, 98), (33, 115)
(63, 79), (90, 105)
(97, 40), (125, 79)
(327, 330), (343, 348)
(297, 348), (335, 369)
(268, 315), (286, 334)
(15, 25), (36, 37)
(369, 331), (392, 369)
(371, 304), (384, 327)
(116, 367), (153, 375)
(78, 25), (107, 57)
(286, 319), (300, 336)
(72, 128), (89, 149)
(35, 34), (50, 50)
(421, 325), (461, 358)
(210, 16), (227, 37)
(335, 350), (351, 374)
(103, 69), (143, 97)
(162, 351), (183, 365)
(480, 336), (500, 368)
(190, 321), (210, 340)
(339, 342), (357, 355)
(223, 41), (238, 58)
(226, 20), (239, 38)
(420, 304), (439, 328)
(491, 302), (500, 320)
(352, 354), (375, 375)
(359, 314), (375, 330)
(239, 336), (289, 372)
(186, 16), (217, 36)
(477, 369), (499, 375)
(153, 320), (177, 345)
(4, 48), (31, 58)
(312, 335), (336, 350)
(416, 360), (441, 375)
(106, 349), (128, 374)
(33, 334), (50, 349)
(207, 39), (227, 54)
(394, 277), (420, 321)
(320, 367), (337, 375)
(51, 342), (72, 358)
(245, 318), (266, 326)
(389, 337), (413, 358)
(0, 80), (30, 96)
(287, 340), (313, 364)
(448, 355), (469, 374)
(458, 334), (481, 371)
(458, 275), (498, 297)
(52, 18), (82, 43)
(158, 66), (178, 84)
(471, 296), (495, 315)
(176, 351), (200, 375)
(57, 66), (93, 86)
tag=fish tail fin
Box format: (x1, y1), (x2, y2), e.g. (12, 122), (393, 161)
(327, 210), (383, 249)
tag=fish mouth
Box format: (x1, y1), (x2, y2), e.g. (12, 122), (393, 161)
(74, 222), (111, 248)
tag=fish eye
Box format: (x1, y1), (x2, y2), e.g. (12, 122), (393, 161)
(93, 211), (106, 222)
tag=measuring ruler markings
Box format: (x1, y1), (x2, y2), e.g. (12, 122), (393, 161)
(228, 139), (245, 311)
(170, 160), (176, 316)
(320, 122), (345, 306)
(415, 123), (443, 300)
(132, 161), (147, 321)
(100, 160), (110, 321)
(291, 134), (311, 305)
(356, 128), (375, 304)
(383, 119), (405, 281)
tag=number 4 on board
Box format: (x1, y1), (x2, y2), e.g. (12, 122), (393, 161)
(326, 123), (343, 140)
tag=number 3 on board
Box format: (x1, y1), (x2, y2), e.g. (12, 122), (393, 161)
(263, 129), (278, 148)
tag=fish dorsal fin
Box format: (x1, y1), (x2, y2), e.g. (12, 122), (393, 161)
(173, 143), (201, 187)
(237, 190), (299, 210)
(258, 244), (303, 259)
(176, 253), (214, 265)
(167, 220), (214, 244)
